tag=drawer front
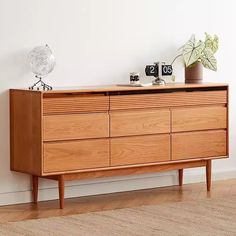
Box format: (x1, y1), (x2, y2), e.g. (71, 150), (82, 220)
(43, 113), (109, 141)
(111, 135), (170, 166)
(110, 91), (227, 110)
(43, 95), (109, 115)
(172, 130), (227, 161)
(43, 139), (109, 173)
(110, 109), (170, 137)
(172, 106), (227, 132)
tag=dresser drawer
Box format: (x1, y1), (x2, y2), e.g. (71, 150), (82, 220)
(172, 106), (227, 132)
(111, 135), (170, 166)
(43, 95), (109, 115)
(110, 109), (170, 137)
(110, 91), (227, 110)
(172, 130), (227, 161)
(43, 139), (109, 173)
(43, 113), (109, 141)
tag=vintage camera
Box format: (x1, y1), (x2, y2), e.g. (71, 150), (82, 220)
(145, 62), (173, 85)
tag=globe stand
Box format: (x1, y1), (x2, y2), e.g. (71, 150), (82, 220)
(29, 76), (52, 91)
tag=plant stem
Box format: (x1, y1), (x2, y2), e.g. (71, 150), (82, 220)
(171, 54), (182, 65)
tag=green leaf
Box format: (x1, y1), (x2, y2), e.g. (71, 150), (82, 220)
(204, 33), (219, 54)
(200, 48), (217, 71)
(183, 35), (205, 67)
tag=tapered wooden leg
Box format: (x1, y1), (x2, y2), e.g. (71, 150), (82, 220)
(206, 160), (212, 191)
(58, 175), (65, 209)
(178, 169), (183, 186)
(32, 175), (38, 203)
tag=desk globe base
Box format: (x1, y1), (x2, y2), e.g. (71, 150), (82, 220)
(29, 76), (52, 91)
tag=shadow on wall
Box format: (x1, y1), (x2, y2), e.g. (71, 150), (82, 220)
(0, 90), (11, 174)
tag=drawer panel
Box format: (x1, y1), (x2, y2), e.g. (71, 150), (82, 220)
(43, 95), (109, 115)
(43, 113), (109, 141)
(172, 106), (227, 132)
(111, 135), (170, 166)
(44, 139), (109, 173)
(110, 109), (170, 137)
(110, 91), (227, 110)
(172, 130), (227, 161)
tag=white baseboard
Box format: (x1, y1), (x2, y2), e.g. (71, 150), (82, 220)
(0, 169), (236, 206)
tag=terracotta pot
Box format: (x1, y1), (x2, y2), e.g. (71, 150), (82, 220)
(185, 62), (203, 84)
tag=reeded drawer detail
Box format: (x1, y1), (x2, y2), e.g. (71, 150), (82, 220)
(172, 106), (227, 132)
(43, 139), (109, 173)
(172, 130), (227, 161)
(110, 91), (227, 110)
(43, 95), (109, 115)
(111, 135), (170, 166)
(10, 84), (229, 179)
(43, 113), (109, 141)
(110, 109), (170, 137)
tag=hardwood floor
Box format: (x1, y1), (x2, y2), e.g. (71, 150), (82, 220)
(0, 179), (236, 224)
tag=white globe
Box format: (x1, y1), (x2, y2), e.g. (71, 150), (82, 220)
(28, 45), (56, 77)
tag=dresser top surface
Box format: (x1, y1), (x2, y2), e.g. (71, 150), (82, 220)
(11, 83), (228, 94)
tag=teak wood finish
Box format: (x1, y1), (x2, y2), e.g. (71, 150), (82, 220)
(43, 113), (109, 141)
(44, 139), (110, 172)
(111, 134), (170, 166)
(10, 83), (229, 208)
(172, 130), (227, 161)
(110, 109), (170, 137)
(172, 106), (227, 132)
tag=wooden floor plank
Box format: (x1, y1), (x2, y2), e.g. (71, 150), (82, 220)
(0, 179), (236, 223)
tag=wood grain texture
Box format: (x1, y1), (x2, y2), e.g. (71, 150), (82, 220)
(172, 106), (227, 132)
(10, 90), (42, 176)
(43, 113), (109, 141)
(206, 160), (212, 191)
(0, 178), (235, 224)
(43, 139), (110, 173)
(178, 169), (183, 186)
(58, 175), (65, 209)
(111, 135), (170, 166)
(226, 88), (229, 156)
(172, 130), (227, 161)
(19, 83), (227, 94)
(43, 95), (109, 115)
(32, 176), (38, 203)
(110, 109), (170, 137)
(62, 160), (206, 181)
(41, 155), (227, 176)
(9, 84), (229, 208)
(2, 195), (236, 235)
(110, 91), (227, 110)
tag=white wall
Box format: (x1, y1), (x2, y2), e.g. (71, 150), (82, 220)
(0, 0), (236, 205)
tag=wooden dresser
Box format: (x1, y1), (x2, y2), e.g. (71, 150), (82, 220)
(10, 83), (229, 208)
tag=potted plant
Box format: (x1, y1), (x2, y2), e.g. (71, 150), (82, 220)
(173, 33), (219, 83)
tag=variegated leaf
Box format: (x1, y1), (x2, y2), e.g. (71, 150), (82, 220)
(183, 35), (205, 67)
(200, 48), (217, 71)
(205, 33), (219, 54)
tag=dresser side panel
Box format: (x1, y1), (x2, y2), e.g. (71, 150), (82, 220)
(226, 86), (229, 156)
(10, 90), (42, 176)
